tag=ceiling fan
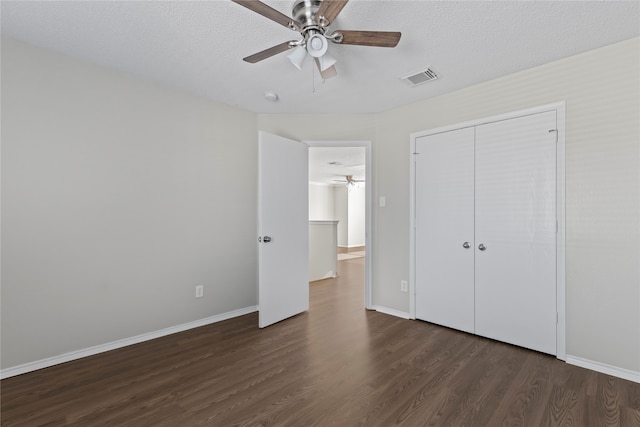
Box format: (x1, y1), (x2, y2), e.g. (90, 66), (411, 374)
(232, 0), (401, 79)
(334, 175), (365, 186)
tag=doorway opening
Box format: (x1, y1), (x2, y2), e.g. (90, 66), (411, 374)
(307, 141), (372, 309)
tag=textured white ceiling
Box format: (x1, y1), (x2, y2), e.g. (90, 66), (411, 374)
(309, 146), (366, 185)
(1, 1), (639, 115)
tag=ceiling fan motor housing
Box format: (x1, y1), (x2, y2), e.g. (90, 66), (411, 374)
(292, 0), (322, 27)
(291, 0), (332, 58)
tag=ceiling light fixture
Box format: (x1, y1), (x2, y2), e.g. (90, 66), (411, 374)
(317, 53), (336, 71)
(287, 45), (307, 70)
(287, 33), (336, 76)
(306, 33), (328, 58)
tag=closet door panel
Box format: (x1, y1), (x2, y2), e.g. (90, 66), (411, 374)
(474, 111), (557, 355)
(415, 128), (475, 333)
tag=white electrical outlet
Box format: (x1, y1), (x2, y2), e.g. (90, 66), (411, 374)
(400, 280), (408, 292)
(195, 285), (204, 298)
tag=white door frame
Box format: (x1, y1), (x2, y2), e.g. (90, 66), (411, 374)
(306, 140), (373, 310)
(409, 102), (566, 360)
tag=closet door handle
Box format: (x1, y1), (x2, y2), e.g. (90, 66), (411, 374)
(462, 242), (471, 249)
(478, 243), (487, 251)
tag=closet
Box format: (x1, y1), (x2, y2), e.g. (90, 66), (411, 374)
(413, 109), (560, 356)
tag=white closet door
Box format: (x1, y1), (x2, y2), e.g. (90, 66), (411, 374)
(415, 128), (475, 333)
(474, 111), (557, 354)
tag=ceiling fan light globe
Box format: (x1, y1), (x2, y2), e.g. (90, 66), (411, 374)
(287, 45), (308, 70)
(311, 38), (322, 50)
(307, 34), (328, 58)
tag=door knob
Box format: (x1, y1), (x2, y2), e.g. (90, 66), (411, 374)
(462, 242), (470, 249)
(263, 236), (272, 243)
(478, 243), (486, 251)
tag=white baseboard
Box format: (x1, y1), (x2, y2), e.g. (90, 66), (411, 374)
(373, 305), (411, 320)
(566, 355), (640, 383)
(0, 305), (258, 380)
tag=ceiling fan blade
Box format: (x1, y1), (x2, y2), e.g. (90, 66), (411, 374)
(314, 58), (338, 80)
(334, 30), (401, 47)
(316, 0), (349, 26)
(232, 0), (301, 31)
(243, 41), (296, 63)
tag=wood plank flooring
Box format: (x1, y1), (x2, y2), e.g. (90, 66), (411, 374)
(2, 258), (639, 426)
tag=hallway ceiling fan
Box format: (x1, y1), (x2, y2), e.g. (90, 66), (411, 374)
(232, 0), (401, 79)
(334, 175), (365, 186)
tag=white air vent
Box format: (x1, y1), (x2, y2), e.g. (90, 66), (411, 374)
(400, 67), (440, 87)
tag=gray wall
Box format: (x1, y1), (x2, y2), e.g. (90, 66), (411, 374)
(346, 186), (366, 248)
(2, 36), (638, 375)
(1, 39), (258, 368)
(308, 183), (335, 221)
(333, 186), (349, 248)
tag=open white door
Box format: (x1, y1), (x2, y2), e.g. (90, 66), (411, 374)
(258, 131), (309, 328)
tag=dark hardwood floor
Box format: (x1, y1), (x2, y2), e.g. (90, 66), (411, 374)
(2, 258), (639, 426)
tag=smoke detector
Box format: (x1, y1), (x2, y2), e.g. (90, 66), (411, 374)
(264, 91), (279, 102)
(400, 66), (440, 87)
